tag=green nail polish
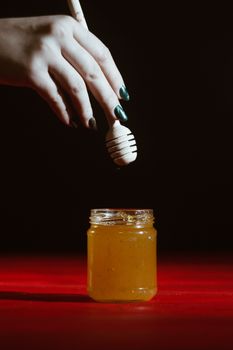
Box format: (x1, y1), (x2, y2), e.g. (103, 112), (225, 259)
(119, 85), (130, 101)
(70, 118), (78, 128)
(88, 117), (98, 131)
(114, 105), (128, 122)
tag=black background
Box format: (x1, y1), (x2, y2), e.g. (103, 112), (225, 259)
(0, 1), (232, 254)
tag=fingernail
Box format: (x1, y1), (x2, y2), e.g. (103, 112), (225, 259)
(70, 118), (78, 128)
(88, 117), (98, 130)
(119, 85), (130, 101)
(114, 105), (128, 122)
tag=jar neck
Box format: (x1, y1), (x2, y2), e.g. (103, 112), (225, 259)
(89, 209), (154, 226)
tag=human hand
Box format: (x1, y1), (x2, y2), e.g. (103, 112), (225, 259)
(0, 16), (130, 128)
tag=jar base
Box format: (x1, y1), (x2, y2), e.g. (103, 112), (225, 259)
(88, 287), (157, 303)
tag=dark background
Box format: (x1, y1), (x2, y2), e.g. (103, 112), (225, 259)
(0, 1), (232, 254)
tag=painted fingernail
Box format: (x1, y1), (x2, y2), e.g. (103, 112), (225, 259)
(88, 117), (98, 130)
(70, 118), (78, 128)
(119, 85), (130, 101)
(114, 105), (128, 122)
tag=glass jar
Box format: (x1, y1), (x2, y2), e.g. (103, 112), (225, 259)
(87, 209), (157, 302)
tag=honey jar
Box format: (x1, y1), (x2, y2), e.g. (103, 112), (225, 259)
(87, 209), (157, 302)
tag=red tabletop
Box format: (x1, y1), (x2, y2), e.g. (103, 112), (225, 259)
(0, 254), (232, 350)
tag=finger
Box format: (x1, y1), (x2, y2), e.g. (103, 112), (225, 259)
(67, 0), (88, 29)
(61, 38), (127, 123)
(72, 25), (129, 101)
(49, 57), (94, 128)
(32, 71), (72, 126)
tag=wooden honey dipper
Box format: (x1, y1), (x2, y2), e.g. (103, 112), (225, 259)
(105, 120), (137, 166)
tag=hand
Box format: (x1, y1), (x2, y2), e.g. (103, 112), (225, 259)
(0, 15), (130, 128)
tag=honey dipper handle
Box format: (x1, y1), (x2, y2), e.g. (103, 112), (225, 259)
(67, 0), (88, 29)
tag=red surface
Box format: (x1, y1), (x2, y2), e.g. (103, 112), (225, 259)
(0, 254), (232, 350)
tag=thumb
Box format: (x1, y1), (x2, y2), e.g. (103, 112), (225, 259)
(67, 0), (88, 29)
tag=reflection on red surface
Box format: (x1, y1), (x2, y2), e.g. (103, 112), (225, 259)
(0, 254), (232, 350)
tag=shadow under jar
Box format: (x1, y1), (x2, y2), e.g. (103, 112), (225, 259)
(87, 209), (157, 302)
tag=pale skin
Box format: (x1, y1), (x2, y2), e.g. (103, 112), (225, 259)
(0, 15), (127, 128)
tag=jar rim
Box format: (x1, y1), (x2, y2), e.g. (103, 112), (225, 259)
(90, 208), (154, 225)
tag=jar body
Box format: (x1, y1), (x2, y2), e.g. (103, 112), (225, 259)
(87, 209), (157, 302)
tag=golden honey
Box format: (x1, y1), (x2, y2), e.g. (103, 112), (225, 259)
(87, 209), (157, 302)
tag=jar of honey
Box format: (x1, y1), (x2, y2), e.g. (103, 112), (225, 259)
(87, 209), (157, 302)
